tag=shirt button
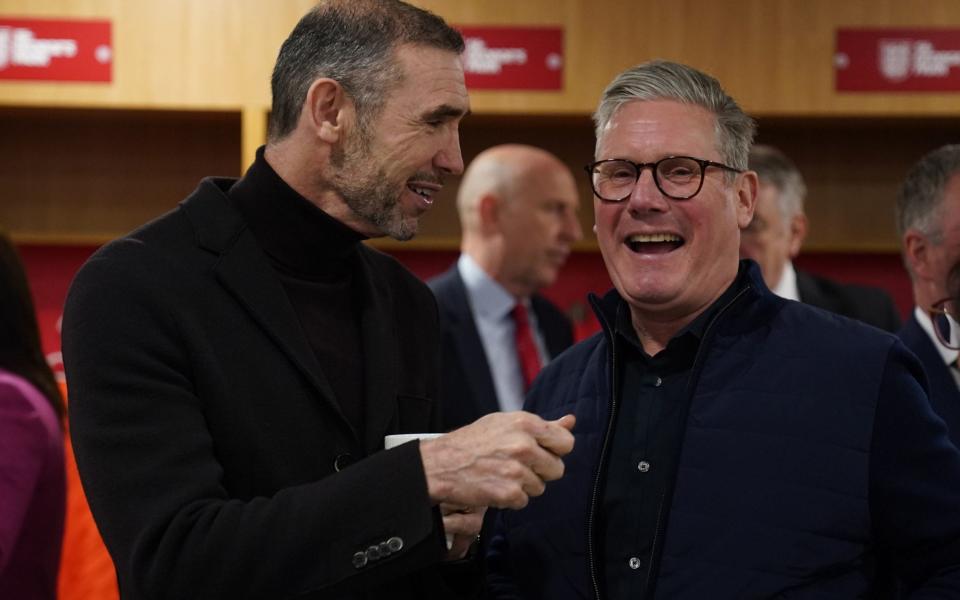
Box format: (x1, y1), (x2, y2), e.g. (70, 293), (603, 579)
(637, 460), (651, 473)
(628, 556), (642, 570)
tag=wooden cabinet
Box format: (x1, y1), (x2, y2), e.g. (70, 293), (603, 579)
(0, 107), (241, 243)
(2, 0), (959, 250)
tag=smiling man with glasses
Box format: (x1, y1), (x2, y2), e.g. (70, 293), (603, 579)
(485, 60), (960, 599)
(897, 144), (960, 450)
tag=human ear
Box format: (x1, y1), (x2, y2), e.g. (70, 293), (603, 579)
(904, 229), (933, 279)
(735, 171), (759, 229)
(478, 194), (502, 235)
(303, 78), (348, 145)
(787, 213), (808, 258)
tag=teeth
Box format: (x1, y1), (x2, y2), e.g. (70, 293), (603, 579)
(628, 233), (681, 243)
(408, 185), (431, 198)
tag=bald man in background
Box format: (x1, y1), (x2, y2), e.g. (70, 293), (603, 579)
(429, 145), (583, 431)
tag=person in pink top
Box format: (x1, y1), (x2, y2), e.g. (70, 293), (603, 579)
(0, 230), (66, 600)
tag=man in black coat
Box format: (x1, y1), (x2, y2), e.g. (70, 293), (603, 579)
(897, 144), (960, 448)
(740, 144), (901, 332)
(429, 145), (581, 431)
(61, 3), (575, 599)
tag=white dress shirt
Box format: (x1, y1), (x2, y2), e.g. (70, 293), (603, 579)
(771, 261), (801, 302)
(458, 254), (550, 412)
(914, 305), (960, 388)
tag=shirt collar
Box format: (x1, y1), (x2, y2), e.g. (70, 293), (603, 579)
(914, 305), (960, 367)
(458, 253), (519, 321)
(771, 261), (800, 302)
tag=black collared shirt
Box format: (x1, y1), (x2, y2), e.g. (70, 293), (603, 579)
(601, 266), (749, 599)
(230, 147), (368, 438)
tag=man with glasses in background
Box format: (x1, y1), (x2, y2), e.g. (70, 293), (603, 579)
(485, 60), (960, 599)
(897, 144), (960, 448)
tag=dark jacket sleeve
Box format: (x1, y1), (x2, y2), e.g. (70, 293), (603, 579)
(870, 340), (960, 594)
(62, 244), (448, 599)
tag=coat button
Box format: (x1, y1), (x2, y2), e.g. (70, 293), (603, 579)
(638, 460), (651, 473)
(386, 536), (404, 552)
(378, 541), (392, 556)
(334, 453), (354, 472)
(352, 551), (367, 569)
(366, 545), (381, 561)
(628, 556), (641, 570)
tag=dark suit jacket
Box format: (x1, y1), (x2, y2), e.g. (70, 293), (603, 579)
(62, 177), (473, 600)
(428, 264), (574, 431)
(796, 269), (902, 333)
(899, 314), (960, 448)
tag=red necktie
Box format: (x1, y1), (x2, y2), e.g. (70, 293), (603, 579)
(512, 303), (543, 391)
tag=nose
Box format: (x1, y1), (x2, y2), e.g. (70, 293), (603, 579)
(434, 127), (464, 176)
(626, 168), (670, 216)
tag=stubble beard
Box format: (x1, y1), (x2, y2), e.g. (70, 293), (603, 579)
(328, 130), (418, 241)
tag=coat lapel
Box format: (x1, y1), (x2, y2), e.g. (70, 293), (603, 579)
(443, 269), (500, 415)
(354, 248), (401, 454)
(215, 232), (355, 435)
(181, 180), (354, 439)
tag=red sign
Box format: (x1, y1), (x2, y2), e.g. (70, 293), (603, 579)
(836, 28), (960, 91)
(0, 17), (112, 82)
(457, 26), (563, 90)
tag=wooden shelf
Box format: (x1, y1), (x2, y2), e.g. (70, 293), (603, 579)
(756, 116), (960, 253)
(0, 106), (241, 244)
(2, 107), (956, 252)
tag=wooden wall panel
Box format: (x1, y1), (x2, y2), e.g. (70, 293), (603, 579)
(756, 117), (960, 252)
(2, 0), (960, 116)
(2, 0), (959, 250)
(0, 107), (241, 243)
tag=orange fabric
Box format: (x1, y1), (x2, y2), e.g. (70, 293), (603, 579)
(57, 383), (119, 600)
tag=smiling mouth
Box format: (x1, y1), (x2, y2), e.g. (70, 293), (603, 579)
(407, 182), (439, 205)
(625, 233), (684, 254)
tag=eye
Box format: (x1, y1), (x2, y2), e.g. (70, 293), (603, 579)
(598, 162), (635, 181)
(662, 165), (695, 178)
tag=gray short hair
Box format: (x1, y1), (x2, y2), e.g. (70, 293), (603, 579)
(896, 144), (960, 243)
(749, 145), (806, 219)
(592, 60), (756, 169)
(268, 0), (464, 142)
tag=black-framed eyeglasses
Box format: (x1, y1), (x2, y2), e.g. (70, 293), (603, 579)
(929, 297), (960, 350)
(584, 156), (743, 202)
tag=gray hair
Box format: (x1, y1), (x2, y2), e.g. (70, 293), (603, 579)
(592, 60), (756, 170)
(896, 144), (960, 243)
(749, 144), (807, 219)
(268, 0), (464, 142)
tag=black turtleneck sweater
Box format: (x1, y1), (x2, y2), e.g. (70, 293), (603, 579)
(229, 147), (367, 438)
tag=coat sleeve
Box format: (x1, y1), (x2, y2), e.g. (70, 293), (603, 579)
(62, 242), (453, 599)
(870, 340), (960, 594)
